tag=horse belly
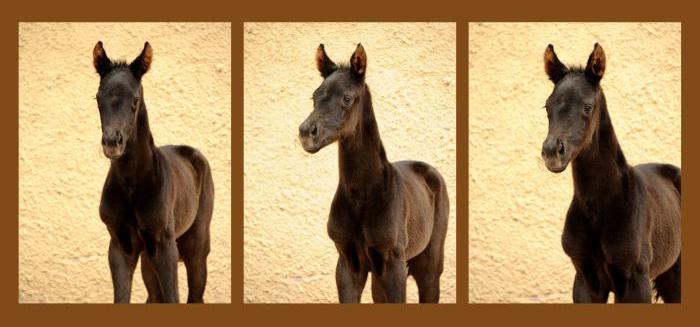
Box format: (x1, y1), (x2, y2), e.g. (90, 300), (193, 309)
(173, 193), (199, 238)
(648, 190), (681, 278)
(405, 214), (433, 259)
(402, 183), (434, 259)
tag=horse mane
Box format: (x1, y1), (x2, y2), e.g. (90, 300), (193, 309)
(565, 65), (586, 75)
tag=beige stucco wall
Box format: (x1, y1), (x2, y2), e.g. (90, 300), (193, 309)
(468, 23), (681, 303)
(244, 23), (456, 303)
(18, 23), (231, 303)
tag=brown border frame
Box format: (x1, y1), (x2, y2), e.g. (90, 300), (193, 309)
(2, 0), (697, 325)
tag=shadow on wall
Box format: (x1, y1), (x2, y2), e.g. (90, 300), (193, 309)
(19, 22), (231, 303)
(244, 22), (456, 303)
(468, 22), (681, 303)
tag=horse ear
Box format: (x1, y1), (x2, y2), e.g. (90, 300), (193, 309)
(130, 42), (153, 80)
(316, 44), (337, 78)
(544, 44), (567, 84)
(93, 41), (113, 78)
(585, 43), (606, 84)
(350, 43), (366, 80)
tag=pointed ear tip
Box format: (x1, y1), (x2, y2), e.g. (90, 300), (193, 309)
(544, 44), (555, 57)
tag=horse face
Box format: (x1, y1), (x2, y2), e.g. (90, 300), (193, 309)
(299, 44), (366, 154)
(541, 43), (605, 173)
(93, 41), (152, 159)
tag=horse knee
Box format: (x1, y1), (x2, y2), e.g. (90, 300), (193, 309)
(610, 265), (651, 303)
(139, 229), (175, 257)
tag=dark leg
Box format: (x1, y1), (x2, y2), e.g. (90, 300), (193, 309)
(142, 230), (180, 303)
(140, 253), (164, 303)
(610, 265), (652, 303)
(371, 274), (387, 303)
(108, 238), (140, 303)
(178, 225), (211, 303)
(336, 256), (369, 303)
(654, 254), (681, 303)
(367, 247), (407, 303)
(408, 242), (444, 303)
(573, 272), (609, 303)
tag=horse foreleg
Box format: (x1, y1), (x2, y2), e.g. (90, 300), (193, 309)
(335, 255), (368, 303)
(143, 230), (180, 303)
(108, 238), (139, 303)
(610, 264), (652, 303)
(572, 271), (609, 303)
(140, 253), (164, 303)
(367, 247), (407, 303)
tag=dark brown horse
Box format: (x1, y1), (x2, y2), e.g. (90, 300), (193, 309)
(541, 43), (681, 303)
(299, 44), (449, 303)
(93, 41), (214, 303)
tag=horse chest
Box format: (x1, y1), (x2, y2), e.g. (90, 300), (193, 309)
(563, 207), (646, 273)
(328, 194), (404, 246)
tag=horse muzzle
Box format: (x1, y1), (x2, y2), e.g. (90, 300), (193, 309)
(299, 121), (323, 154)
(542, 137), (569, 173)
(102, 130), (125, 159)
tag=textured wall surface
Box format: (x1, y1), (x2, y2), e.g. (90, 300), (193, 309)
(468, 23), (681, 303)
(19, 23), (231, 303)
(244, 23), (456, 303)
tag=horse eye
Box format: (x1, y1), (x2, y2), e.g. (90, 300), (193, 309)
(343, 95), (352, 103)
(583, 104), (593, 115)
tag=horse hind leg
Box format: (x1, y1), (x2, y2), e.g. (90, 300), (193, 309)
(408, 244), (444, 303)
(178, 155), (214, 303)
(407, 173), (448, 303)
(654, 253), (681, 303)
(177, 215), (212, 303)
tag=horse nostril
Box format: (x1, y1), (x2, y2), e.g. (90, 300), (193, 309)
(101, 138), (106, 146)
(557, 141), (565, 156)
(117, 134), (123, 145)
(310, 124), (318, 137)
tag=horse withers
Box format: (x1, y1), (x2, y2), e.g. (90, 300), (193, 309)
(93, 41), (214, 303)
(299, 44), (449, 303)
(541, 43), (681, 303)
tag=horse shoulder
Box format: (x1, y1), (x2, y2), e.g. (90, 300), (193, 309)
(561, 200), (595, 261)
(327, 188), (359, 244)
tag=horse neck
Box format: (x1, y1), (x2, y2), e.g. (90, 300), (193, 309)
(337, 86), (390, 192)
(113, 99), (159, 181)
(571, 91), (630, 204)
